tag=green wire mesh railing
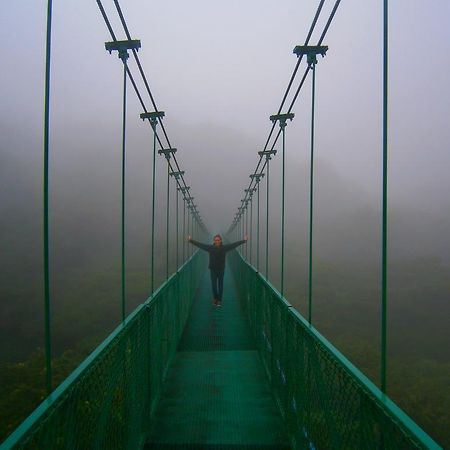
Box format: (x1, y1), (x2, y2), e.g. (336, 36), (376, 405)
(1, 251), (206, 450)
(230, 251), (441, 450)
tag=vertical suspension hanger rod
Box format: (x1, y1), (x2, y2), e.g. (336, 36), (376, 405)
(250, 174), (264, 272)
(258, 149), (277, 280)
(293, 45), (328, 323)
(269, 113), (295, 298)
(170, 171), (185, 271)
(158, 148), (177, 279)
(43, 0), (53, 395)
(381, 0), (389, 394)
(105, 38), (141, 323)
(140, 110), (165, 294)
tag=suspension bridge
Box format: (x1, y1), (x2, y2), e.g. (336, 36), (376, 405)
(1, 1), (444, 449)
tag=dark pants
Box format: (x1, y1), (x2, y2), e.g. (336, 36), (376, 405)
(210, 269), (224, 301)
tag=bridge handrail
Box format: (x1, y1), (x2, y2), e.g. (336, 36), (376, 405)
(1, 251), (206, 450)
(231, 251), (441, 450)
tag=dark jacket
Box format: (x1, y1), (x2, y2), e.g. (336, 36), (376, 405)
(189, 239), (245, 271)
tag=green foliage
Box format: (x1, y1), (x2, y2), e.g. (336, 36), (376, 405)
(0, 347), (86, 442)
(1, 254), (449, 447)
(286, 256), (450, 448)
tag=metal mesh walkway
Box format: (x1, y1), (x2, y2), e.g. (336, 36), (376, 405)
(145, 269), (291, 450)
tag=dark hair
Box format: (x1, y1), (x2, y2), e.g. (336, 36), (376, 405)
(213, 234), (222, 241)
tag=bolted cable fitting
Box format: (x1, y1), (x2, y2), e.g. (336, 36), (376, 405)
(140, 110), (165, 130)
(258, 149), (277, 161)
(270, 113), (295, 129)
(105, 39), (141, 62)
(158, 147), (177, 161)
(293, 45), (328, 68)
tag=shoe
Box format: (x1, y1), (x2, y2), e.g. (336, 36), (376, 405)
(213, 298), (218, 306)
(217, 300), (222, 307)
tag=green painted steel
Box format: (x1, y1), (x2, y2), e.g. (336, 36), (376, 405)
(381, 0), (389, 395)
(3, 250), (442, 449)
(281, 123), (286, 297)
(145, 269), (290, 449)
(165, 162), (170, 279)
(43, 0), (53, 396)
(265, 157), (270, 279)
(257, 180), (260, 270)
(230, 252), (441, 450)
(1, 252), (206, 450)
(120, 50), (128, 323)
(151, 120), (157, 294)
(175, 183), (179, 269)
(308, 61), (316, 325)
(43, 0), (52, 394)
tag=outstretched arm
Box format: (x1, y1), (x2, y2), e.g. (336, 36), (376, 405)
(223, 236), (247, 252)
(187, 236), (211, 251)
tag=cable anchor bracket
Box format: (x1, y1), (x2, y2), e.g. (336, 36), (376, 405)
(170, 170), (185, 179)
(140, 111), (165, 130)
(258, 149), (277, 161)
(158, 147), (177, 161)
(250, 173), (265, 183)
(270, 113), (295, 129)
(293, 45), (328, 68)
(105, 39), (141, 62)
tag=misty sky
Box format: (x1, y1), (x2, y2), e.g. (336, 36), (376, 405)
(1, 1), (450, 233)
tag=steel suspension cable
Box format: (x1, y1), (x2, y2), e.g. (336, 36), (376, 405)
(111, 0), (197, 207)
(96, 2), (157, 125)
(317, 0), (342, 45)
(97, 0), (206, 235)
(261, 0), (326, 154)
(283, 0), (341, 116)
(227, 3), (328, 237)
(228, 0), (342, 234)
(96, 0), (117, 40)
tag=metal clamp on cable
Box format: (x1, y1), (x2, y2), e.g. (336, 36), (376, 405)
(293, 45), (328, 68)
(258, 149), (277, 161)
(140, 110), (165, 130)
(105, 39), (141, 61)
(158, 147), (177, 160)
(170, 170), (185, 179)
(250, 173), (265, 182)
(270, 113), (295, 129)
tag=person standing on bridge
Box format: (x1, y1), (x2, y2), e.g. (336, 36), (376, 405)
(188, 234), (247, 307)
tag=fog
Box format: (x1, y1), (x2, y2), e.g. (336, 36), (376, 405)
(1, 1), (450, 446)
(2, 0), (450, 364)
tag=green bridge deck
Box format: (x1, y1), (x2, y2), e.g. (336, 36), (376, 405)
(145, 269), (291, 449)
(2, 252), (441, 449)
